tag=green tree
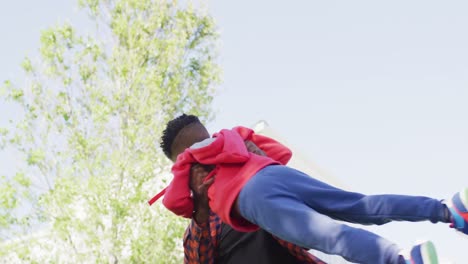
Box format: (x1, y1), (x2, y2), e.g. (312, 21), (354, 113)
(0, 0), (220, 263)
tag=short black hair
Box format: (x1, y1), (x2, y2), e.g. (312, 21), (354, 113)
(160, 114), (201, 159)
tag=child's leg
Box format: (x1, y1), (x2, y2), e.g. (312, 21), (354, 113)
(254, 165), (449, 225)
(237, 165), (448, 264)
(238, 183), (402, 264)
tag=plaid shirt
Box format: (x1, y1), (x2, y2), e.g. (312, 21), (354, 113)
(184, 211), (327, 264)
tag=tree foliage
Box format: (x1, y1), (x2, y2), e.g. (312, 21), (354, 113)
(0, 0), (220, 263)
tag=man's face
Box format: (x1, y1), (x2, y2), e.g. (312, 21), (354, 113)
(189, 164), (209, 192)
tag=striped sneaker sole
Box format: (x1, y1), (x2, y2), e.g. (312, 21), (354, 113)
(411, 241), (439, 264)
(451, 188), (468, 234)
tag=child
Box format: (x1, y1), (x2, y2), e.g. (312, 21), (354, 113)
(148, 114), (468, 264)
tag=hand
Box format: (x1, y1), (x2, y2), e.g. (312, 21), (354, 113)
(245, 140), (266, 156)
(190, 164), (215, 224)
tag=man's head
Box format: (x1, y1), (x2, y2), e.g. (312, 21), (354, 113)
(160, 114), (210, 162)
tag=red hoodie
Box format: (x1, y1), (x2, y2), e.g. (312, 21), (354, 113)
(148, 126), (292, 231)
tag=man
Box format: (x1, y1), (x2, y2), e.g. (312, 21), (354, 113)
(158, 115), (324, 263)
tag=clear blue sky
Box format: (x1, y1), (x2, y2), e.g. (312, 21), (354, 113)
(1, 1), (467, 263)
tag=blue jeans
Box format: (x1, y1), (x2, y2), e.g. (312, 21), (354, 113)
(237, 165), (448, 264)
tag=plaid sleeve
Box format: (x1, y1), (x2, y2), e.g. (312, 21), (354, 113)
(183, 219), (215, 264)
(273, 236), (327, 264)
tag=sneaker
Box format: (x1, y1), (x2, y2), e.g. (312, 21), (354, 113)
(401, 241), (439, 264)
(447, 188), (468, 235)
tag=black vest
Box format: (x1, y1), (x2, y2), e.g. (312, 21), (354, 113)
(215, 223), (302, 264)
